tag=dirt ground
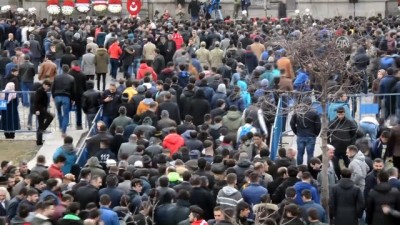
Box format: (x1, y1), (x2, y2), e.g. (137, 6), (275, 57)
(0, 140), (40, 163)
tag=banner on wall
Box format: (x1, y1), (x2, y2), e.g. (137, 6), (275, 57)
(127, 0), (142, 16)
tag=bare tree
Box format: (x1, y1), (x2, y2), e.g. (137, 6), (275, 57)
(274, 30), (357, 217)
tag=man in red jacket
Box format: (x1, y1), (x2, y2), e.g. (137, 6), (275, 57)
(108, 39), (122, 81)
(137, 59), (158, 81)
(162, 127), (184, 156)
(48, 155), (66, 179)
(173, 29), (184, 50)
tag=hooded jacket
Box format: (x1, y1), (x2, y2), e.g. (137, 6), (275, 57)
(348, 151), (369, 191)
(163, 133), (185, 155)
(233, 159), (252, 187)
(226, 91), (245, 112)
(329, 178), (364, 225)
(85, 157), (106, 178)
(136, 98), (154, 115)
(94, 48), (110, 74)
(57, 214), (84, 225)
(237, 80), (251, 108)
(366, 182), (400, 225)
(53, 144), (77, 175)
(222, 110), (244, 139)
(137, 63), (157, 81)
(216, 186), (243, 210)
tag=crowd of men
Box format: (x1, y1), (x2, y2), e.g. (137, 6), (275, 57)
(0, 7), (400, 225)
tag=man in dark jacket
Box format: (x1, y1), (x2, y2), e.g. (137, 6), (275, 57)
(28, 34), (42, 73)
(189, 176), (215, 221)
(379, 67), (397, 119)
(188, 0), (201, 21)
(153, 49), (165, 75)
(19, 55), (36, 107)
(366, 170), (400, 225)
(155, 190), (191, 225)
(364, 158), (385, 200)
(290, 97), (321, 165)
(51, 64), (75, 137)
(328, 106), (357, 167)
(353, 47), (370, 93)
(86, 123), (113, 157)
(99, 174), (124, 208)
(272, 165), (300, 204)
(82, 80), (101, 126)
(69, 60), (87, 130)
(329, 168), (364, 225)
(158, 92), (181, 125)
(74, 175), (102, 209)
(101, 83), (122, 127)
(35, 80), (54, 146)
(242, 46), (258, 74)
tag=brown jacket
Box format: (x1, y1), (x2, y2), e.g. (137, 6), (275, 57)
(277, 57), (294, 79)
(38, 61), (57, 81)
(250, 42), (265, 60)
(279, 76), (293, 91)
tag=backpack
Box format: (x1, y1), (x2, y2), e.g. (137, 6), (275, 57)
(239, 124), (253, 140)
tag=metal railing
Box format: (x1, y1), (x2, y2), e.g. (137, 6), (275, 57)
(75, 106), (103, 167)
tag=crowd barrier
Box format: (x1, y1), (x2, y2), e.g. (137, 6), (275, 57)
(269, 92), (400, 160)
(75, 106), (103, 167)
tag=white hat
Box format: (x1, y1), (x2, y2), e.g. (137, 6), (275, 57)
(134, 161), (143, 168)
(106, 159), (117, 167)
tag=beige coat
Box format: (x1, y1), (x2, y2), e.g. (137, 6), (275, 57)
(143, 42), (156, 61)
(195, 47), (210, 68)
(210, 48), (224, 69)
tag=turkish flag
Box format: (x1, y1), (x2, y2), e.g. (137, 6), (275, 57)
(127, 0), (142, 16)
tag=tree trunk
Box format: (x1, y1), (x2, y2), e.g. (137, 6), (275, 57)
(320, 82), (330, 223)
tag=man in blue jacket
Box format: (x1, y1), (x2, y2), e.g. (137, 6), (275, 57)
(99, 174), (124, 208)
(300, 189), (326, 223)
(241, 171), (268, 219)
(99, 194), (119, 225)
(293, 172), (320, 205)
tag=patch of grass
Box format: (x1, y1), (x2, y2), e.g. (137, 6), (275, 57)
(0, 140), (40, 163)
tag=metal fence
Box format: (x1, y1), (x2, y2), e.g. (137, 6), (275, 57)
(0, 91), (82, 133)
(269, 92), (400, 159)
(75, 106), (103, 167)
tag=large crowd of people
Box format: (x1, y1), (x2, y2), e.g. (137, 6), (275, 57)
(0, 5), (400, 225)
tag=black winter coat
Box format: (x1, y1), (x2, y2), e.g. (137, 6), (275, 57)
(74, 184), (99, 209)
(272, 177), (300, 204)
(366, 182), (400, 225)
(290, 110), (321, 137)
(158, 100), (181, 125)
(188, 90), (210, 126)
(328, 118), (357, 153)
(69, 69), (87, 102)
(329, 178), (364, 225)
(82, 88), (101, 114)
(189, 187), (215, 221)
(154, 200), (190, 225)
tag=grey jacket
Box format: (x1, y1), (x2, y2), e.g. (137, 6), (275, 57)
(348, 151), (369, 192)
(81, 52), (96, 75)
(118, 142), (137, 160)
(216, 186), (243, 210)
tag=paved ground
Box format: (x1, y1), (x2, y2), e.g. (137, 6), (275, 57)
(25, 70), (120, 169)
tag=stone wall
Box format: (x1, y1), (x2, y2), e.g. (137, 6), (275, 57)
(1, 0), (395, 19)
